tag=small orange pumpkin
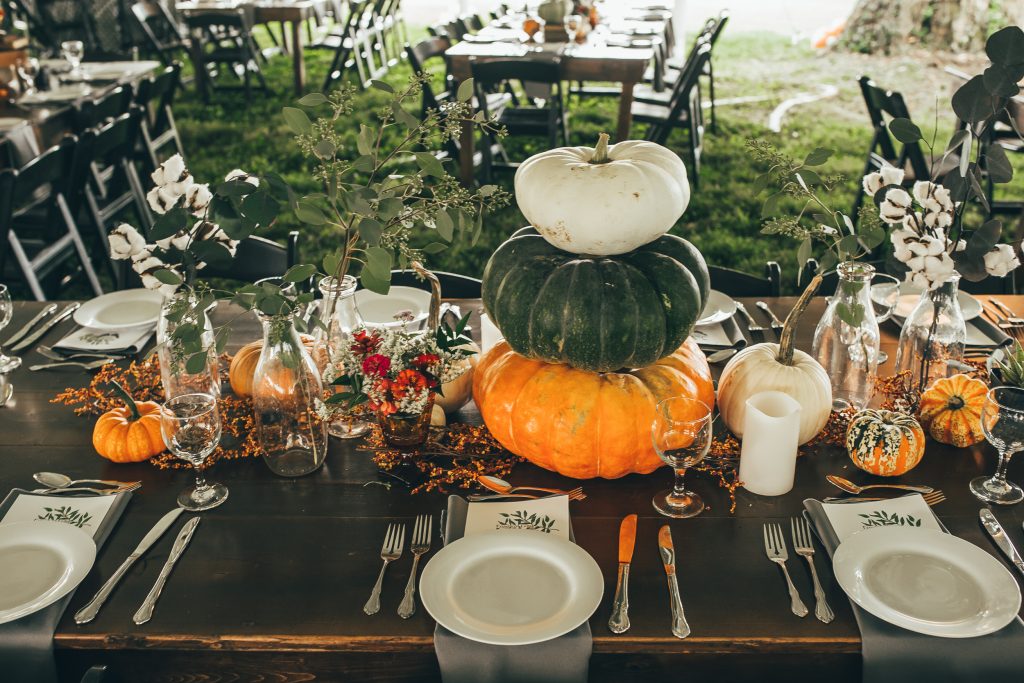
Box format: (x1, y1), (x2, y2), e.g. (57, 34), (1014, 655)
(230, 336), (315, 397)
(846, 409), (925, 477)
(92, 383), (164, 463)
(918, 374), (987, 447)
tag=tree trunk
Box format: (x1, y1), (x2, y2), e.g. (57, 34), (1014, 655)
(839, 0), (1024, 54)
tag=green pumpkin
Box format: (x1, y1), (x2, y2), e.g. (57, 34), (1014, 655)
(482, 227), (709, 372)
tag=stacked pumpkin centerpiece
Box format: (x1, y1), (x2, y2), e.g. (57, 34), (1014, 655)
(472, 134), (715, 479)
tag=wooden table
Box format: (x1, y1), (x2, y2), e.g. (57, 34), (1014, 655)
(446, 39), (653, 185)
(1, 297), (1022, 682)
(177, 0), (329, 95)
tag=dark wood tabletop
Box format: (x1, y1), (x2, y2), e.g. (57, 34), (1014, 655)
(1, 296), (1022, 683)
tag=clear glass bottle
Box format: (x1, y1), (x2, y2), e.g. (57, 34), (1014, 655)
(811, 262), (880, 411)
(313, 275), (372, 439)
(156, 292), (220, 401)
(894, 275), (966, 393)
(253, 313), (327, 477)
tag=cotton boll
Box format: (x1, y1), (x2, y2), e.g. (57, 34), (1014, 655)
(879, 188), (912, 224)
(984, 243), (1020, 278)
(108, 223), (146, 259)
(879, 165), (905, 187)
(862, 172), (884, 196)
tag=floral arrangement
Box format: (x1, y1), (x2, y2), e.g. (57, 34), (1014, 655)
(326, 315), (475, 418)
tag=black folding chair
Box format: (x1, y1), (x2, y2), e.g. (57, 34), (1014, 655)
(135, 63), (187, 172)
(802, 258), (1016, 296)
(129, 1), (190, 66)
(72, 86), (133, 134)
(184, 9), (270, 103)
(314, 0), (372, 90)
(201, 232), (300, 283)
(11, 0), (100, 54)
(389, 269), (482, 299)
(708, 262), (781, 298)
(0, 138), (103, 300)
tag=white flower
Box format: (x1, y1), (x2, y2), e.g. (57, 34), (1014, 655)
(147, 186), (180, 214)
(907, 234), (945, 257)
(879, 188), (912, 224)
(955, 239), (967, 252)
(984, 243), (1020, 278)
(225, 168), (259, 187)
(157, 154), (187, 184)
(139, 272), (180, 298)
(932, 185), (954, 212)
(184, 183), (213, 214)
(903, 211), (925, 232)
(862, 172), (884, 196)
(108, 223), (146, 260)
(163, 176), (195, 200)
(131, 253), (163, 275)
(879, 165), (905, 187)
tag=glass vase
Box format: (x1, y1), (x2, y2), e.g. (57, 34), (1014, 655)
(379, 395), (435, 448)
(313, 275), (373, 439)
(894, 275), (966, 393)
(156, 292), (220, 401)
(253, 313), (327, 477)
(811, 262), (880, 411)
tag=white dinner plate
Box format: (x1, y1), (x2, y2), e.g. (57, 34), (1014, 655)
(19, 83), (91, 104)
(354, 286), (432, 329)
(833, 527), (1021, 638)
(0, 522), (96, 625)
(74, 289), (164, 330)
(696, 289), (737, 326)
(419, 531), (604, 646)
(892, 290), (981, 321)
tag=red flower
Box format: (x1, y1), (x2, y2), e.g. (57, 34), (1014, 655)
(362, 353), (391, 377)
(411, 353), (440, 369)
(392, 369), (428, 398)
(350, 330), (381, 357)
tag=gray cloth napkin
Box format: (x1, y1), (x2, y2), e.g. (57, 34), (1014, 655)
(966, 316), (1013, 349)
(0, 489), (133, 683)
(433, 495), (592, 683)
(803, 498), (1024, 683)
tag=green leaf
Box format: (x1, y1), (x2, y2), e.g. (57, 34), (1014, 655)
(295, 200), (327, 225)
(352, 155), (376, 173)
(283, 263), (317, 282)
(752, 172), (770, 194)
(215, 326), (230, 354)
(888, 118), (923, 144)
(191, 241), (233, 268)
(282, 107), (313, 135)
(369, 79), (394, 93)
(322, 251), (341, 276)
(478, 184), (498, 197)
(836, 301), (865, 328)
(314, 139), (336, 160)
(240, 190), (280, 226)
(422, 242), (448, 254)
(391, 101), (419, 129)
(837, 234), (861, 259)
(358, 217), (383, 245)
(435, 209), (454, 241)
(797, 169), (821, 186)
(153, 268), (182, 285)
(359, 262), (391, 295)
(150, 208), (188, 240)
(376, 197), (404, 221)
(803, 147), (832, 166)
(797, 237), (812, 268)
(952, 75), (1000, 124)
(983, 64), (1020, 98)
(357, 124), (374, 156)
(986, 26), (1024, 68)
(966, 218), (1002, 255)
(858, 221), (886, 250)
(946, 128), (971, 152)
(364, 246), (392, 281)
(185, 351), (209, 375)
(457, 78), (474, 103)
(414, 151), (446, 178)
(297, 92), (328, 107)
(762, 191), (783, 217)
(985, 142), (1014, 184)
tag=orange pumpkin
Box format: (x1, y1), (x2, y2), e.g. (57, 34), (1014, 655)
(92, 383), (164, 462)
(473, 338), (714, 479)
(846, 409), (925, 476)
(918, 374), (987, 447)
(230, 336), (315, 397)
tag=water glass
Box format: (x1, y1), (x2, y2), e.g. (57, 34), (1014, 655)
(973, 386), (1024, 505)
(160, 393), (228, 511)
(870, 273), (900, 363)
(61, 40), (84, 77)
(651, 396), (713, 518)
(0, 284), (22, 373)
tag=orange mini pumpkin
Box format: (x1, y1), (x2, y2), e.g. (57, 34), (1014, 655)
(92, 383), (164, 463)
(473, 338), (714, 479)
(918, 374), (987, 447)
(846, 409), (925, 477)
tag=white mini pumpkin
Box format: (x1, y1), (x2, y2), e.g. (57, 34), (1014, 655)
(717, 276), (832, 444)
(514, 133), (690, 256)
(435, 341), (479, 414)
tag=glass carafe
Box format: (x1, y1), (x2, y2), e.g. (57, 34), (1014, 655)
(894, 275), (966, 393)
(313, 275), (372, 439)
(811, 262), (880, 411)
(253, 313), (327, 477)
(156, 292), (220, 400)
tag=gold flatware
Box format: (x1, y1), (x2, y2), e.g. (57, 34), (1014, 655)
(826, 474), (933, 495)
(467, 488), (586, 502)
(476, 475), (586, 500)
(989, 298), (1024, 325)
(823, 490), (946, 506)
(608, 514), (637, 634)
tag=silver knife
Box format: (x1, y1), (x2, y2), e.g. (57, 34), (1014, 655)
(74, 507), (185, 624)
(2, 303), (57, 348)
(980, 508), (1024, 577)
(756, 301), (785, 329)
(133, 516), (200, 625)
(10, 302), (80, 352)
(657, 525), (691, 639)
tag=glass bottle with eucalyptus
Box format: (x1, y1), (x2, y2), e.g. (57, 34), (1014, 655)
(156, 290), (220, 401)
(894, 275), (966, 393)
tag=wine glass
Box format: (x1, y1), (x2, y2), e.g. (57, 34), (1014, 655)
(972, 386), (1024, 505)
(0, 284), (22, 373)
(870, 273), (900, 363)
(160, 393), (228, 511)
(15, 57), (39, 94)
(651, 396), (713, 518)
(60, 40), (84, 78)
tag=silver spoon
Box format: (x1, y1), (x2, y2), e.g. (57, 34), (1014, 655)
(706, 348), (738, 364)
(826, 474), (933, 495)
(33, 472), (139, 490)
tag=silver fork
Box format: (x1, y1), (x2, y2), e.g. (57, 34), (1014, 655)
(468, 487), (587, 502)
(756, 301), (786, 330)
(37, 345), (127, 361)
(29, 357), (115, 371)
(398, 514), (432, 619)
(735, 302), (766, 335)
(763, 522), (808, 618)
(824, 490), (946, 506)
(364, 522), (405, 615)
(990, 298), (1024, 325)
(790, 517), (834, 624)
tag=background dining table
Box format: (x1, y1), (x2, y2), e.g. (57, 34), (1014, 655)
(1, 296), (1022, 682)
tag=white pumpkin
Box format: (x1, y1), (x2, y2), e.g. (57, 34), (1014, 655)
(514, 133), (690, 256)
(717, 276), (832, 445)
(435, 341), (479, 414)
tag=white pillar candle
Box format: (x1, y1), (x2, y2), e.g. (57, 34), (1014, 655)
(738, 391), (802, 496)
(480, 313), (504, 353)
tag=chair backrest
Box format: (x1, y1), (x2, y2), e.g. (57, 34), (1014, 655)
(706, 11), (729, 48)
(79, 109), (143, 171)
(389, 269), (482, 299)
(859, 76), (932, 181)
(470, 58), (563, 90)
(14, 0), (100, 52)
(130, 1), (186, 58)
(803, 258), (1016, 296)
(407, 36), (451, 111)
(73, 85), (133, 134)
(136, 63), (181, 131)
(185, 8), (252, 38)
(708, 262), (781, 298)
(649, 43), (710, 146)
(201, 232), (299, 282)
(463, 14), (485, 32)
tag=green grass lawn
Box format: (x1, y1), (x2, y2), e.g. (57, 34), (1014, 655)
(175, 30), (1016, 294)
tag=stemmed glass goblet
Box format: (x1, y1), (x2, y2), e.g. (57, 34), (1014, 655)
(160, 393), (229, 511)
(973, 386), (1024, 505)
(0, 284), (23, 373)
(651, 396), (713, 518)
(870, 273), (901, 363)
(60, 40), (84, 79)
